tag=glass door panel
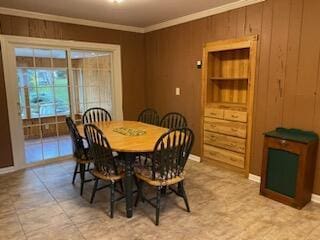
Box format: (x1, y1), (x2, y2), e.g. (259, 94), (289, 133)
(15, 47), (72, 164)
(71, 50), (113, 124)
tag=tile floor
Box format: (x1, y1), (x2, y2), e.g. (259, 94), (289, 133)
(1, 159), (320, 240)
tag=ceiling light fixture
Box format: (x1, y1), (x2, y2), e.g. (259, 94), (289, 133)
(109, 0), (123, 3)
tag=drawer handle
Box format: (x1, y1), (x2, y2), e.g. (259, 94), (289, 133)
(210, 124), (217, 128)
(210, 136), (217, 141)
(231, 128), (238, 132)
(210, 112), (217, 116)
(231, 114), (239, 118)
(279, 139), (287, 146)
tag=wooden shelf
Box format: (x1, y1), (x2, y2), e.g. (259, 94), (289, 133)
(210, 77), (248, 81)
(206, 102), (247, 111)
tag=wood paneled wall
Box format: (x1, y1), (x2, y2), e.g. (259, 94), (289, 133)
(0, 14), (146, 167)
(144, 0), (320, 194)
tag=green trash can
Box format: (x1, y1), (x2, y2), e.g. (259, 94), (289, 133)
(260, 128), (318, 209)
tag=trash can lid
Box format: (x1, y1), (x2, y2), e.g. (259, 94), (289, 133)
(264, 128), (319, 143)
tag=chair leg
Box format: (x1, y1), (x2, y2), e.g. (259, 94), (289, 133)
(86, 162), (91, 171)
(110, 182), (115, 218)
(135, 179), (143, 207)
(72, 163), (79, 184)
(155, 186), (161, 226)
(118, 179), (124, 193)
(161, 186), (167, 196)
(90, 178), (99, 204)
(80, 163), (85, 196)
(178, 182), (190, 212)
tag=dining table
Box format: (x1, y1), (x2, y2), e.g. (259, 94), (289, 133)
(77, 120), (168, 218)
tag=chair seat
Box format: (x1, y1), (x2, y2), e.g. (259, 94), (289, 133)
(91, 169), (124, 182)
(75, 158), (92, 164)
(135, 168), (185, 187)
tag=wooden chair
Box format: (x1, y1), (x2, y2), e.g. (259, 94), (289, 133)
(66, 117), (92, 196)
(82, 107), (112, 124)
(137, 108), (160, 126)
(134, 128), (194, 225)
(136, 108), (160, 166)
(160, 112), (187, 129)
(84, 124), (124, 218)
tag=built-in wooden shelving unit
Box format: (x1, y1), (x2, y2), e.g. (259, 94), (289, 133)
(201, 36), (258, 175)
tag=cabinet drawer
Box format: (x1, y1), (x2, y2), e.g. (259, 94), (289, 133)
(203, 144), (245, 168)
(204, 131), (246, 154)
(224, 110), (247, 123)
(205, 108), (224, 119)
(265, 137), (303, 155)
(204, 118), (247, 138)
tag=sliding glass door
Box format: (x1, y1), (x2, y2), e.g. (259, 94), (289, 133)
(1, 36), (123, 169)
(71, 50), (113, 124)
(13, 46), (115, 164)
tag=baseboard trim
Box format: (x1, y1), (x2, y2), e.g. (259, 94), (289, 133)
(0, 166), (16, 174)
(0, 156), (73, 175)
(189, 154), (201, 162)
(311, 194), (320, 204)
(248, 173), (261, 183)
(248, 174), (320, 204)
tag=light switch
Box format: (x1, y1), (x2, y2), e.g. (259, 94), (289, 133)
(175, 87), (181, 96)
(197, 60), (202, 69)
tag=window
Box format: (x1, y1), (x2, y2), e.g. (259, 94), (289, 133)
(16, 48), (70, 119)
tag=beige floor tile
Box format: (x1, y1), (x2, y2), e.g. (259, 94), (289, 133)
(25, 223), (85, 240)
(306, 225), (320, 240)
(9, 181), (47, 196)
(38, 174), (74, 189)
(12, 190), (55, 211)
(17, 202), (71, 233)
(0, 213), (26, 240)
(47, 184), (81, 202)
(60, 197), (112, 225)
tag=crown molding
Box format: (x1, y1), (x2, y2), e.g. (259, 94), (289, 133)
(144, 0), (266, 33)
(0, 7), (145, 33)
(0, 0), (265, 34)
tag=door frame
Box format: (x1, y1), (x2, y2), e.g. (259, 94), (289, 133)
(0, 35), (123, 171)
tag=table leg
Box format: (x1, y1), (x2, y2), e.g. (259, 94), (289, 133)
(124, 152), (134, 218)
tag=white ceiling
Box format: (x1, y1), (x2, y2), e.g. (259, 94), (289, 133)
(0, 0), (239, 28)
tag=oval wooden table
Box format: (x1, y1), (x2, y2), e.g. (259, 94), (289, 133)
(77, 120), (168, 218)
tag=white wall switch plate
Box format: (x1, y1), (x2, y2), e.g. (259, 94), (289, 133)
(197, 60), (202, 69)
(175, 87), (181, 96)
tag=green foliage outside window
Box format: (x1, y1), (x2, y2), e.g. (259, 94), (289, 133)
(17, 69), (70, 118)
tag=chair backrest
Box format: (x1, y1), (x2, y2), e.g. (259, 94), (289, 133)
(137, 108), (160, 125)
(82, 107), (112, 124)
(66, 117), (86, 159)
(160, 112), (187, 129)
(84, 124), (118, 175)
(150, 128), (194, 180)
